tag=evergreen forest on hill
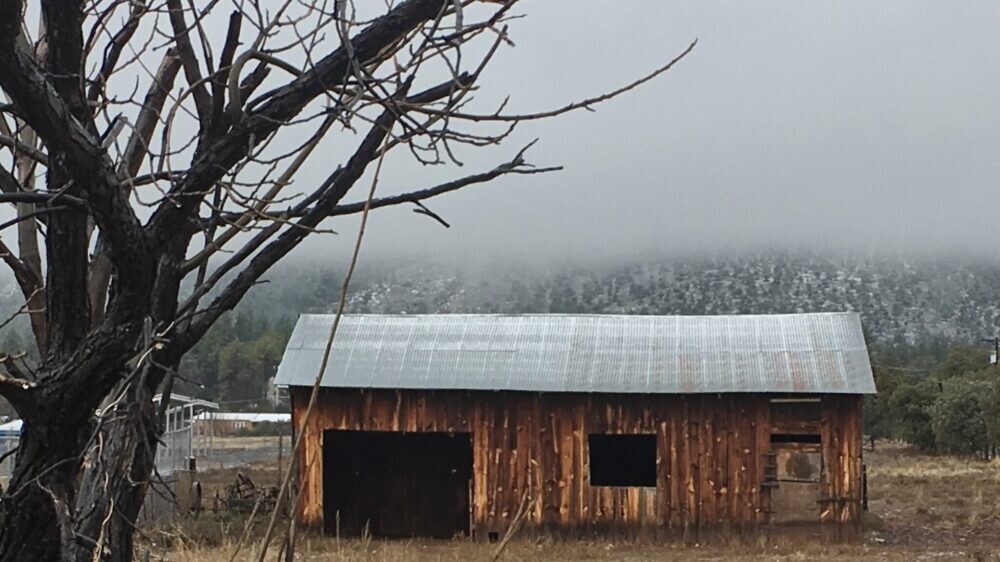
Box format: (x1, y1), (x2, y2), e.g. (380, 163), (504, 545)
(1, 250), (999, 453)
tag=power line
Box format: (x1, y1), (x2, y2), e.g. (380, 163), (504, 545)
(870, 363), (930, 374)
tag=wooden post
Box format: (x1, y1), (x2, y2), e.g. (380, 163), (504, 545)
(209, 410), (214, 457)
(277, 434), (283, 487)
(862, 463), (868, 512)
(175, 469), (194, 515)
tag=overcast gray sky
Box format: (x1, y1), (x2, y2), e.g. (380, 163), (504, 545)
(291, 1), (1000, 264)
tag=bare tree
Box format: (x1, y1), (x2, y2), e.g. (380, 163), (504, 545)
(0, 0), (694, 560)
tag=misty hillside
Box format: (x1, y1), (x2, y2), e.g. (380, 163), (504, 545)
(233, 252), (1000, 349)
(0, 252), (993, 353)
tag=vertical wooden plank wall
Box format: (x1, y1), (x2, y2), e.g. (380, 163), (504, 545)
(291, 388), (862, 542)
(819, 394), (864, 542)
(293, 388), (474, 525)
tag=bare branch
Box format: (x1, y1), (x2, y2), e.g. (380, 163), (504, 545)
(177, 79), (415, 340)
(0, 239), (42, 300)
(0, 192), (86, 207)
(217, 148), (560, 224)
(181, 72), (475, 273)
(145, 0), (453, 245)
(209, 11), (243, 135)
(120, 50), (182, 179)
(87, 0), (150, 104)
(0, 205), (73, 231)
(0, 353), (38, 410)
(405, 39), (698, 122)
(164, 0), (213, 125)
(412, 200), (451, 228)
(0, 135), (49, 166)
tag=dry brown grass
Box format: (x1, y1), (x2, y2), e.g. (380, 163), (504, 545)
(145, 439), (1000, 561)
(159, 537), (1000, 562)
(866, 441), (1000, 548)
(205, 436), (285, 450)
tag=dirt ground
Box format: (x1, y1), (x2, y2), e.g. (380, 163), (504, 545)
(149, 440), (1000, 561)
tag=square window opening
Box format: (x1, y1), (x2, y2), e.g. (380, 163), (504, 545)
(770, 433), (821, 444)
(588, 434), (656, 487)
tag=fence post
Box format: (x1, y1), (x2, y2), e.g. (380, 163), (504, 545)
(285, 463), (298, 562)
(862, 463), (868, 512)
(277, 434), (283, 486)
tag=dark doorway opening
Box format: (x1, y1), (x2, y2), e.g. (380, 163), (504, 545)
(588, 434), (657, 487)
(323, 430), (472, 538)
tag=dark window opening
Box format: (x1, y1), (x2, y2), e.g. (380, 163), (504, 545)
(771, 433), (821, 444)
(588, 434), (656, 487)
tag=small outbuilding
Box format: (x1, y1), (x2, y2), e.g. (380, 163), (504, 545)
(275, 312), (875, 542)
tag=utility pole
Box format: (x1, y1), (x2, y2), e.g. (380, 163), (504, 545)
(982, 337), (1000, 365)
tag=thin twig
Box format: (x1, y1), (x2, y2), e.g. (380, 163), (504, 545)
(491, 489), (532, 562)
(406, 39), (698, 122)
(252, 115), (393, 562)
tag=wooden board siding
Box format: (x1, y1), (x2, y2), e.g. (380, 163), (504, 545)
(819, 394), (864, 542)
(290, 388), (863, 542)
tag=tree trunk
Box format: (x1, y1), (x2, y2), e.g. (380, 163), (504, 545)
(0, 361), (147, 561)
(72, 399), (160, 562)
(0, 417), (90, 561)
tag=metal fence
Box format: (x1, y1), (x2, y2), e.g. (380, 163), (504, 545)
(0, 434), (16, 489)
(154, 394), (219, 475)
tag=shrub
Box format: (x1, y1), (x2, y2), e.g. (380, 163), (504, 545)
(232, 421), (291, 438)
(930, 377), (990, 456)
(887, 379), (939, 451)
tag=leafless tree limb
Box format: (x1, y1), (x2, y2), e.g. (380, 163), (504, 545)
(0, 0), (696, 558)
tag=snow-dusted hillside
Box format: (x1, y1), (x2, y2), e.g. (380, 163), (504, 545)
(233, 253), (1000, 347)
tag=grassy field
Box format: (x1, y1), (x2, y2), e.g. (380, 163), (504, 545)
(149, 441), (1000, 561)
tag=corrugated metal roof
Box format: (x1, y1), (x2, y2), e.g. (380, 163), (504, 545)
(274, 313), (875, 394)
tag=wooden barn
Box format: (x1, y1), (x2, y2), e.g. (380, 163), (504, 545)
(275, 313), (875, 543)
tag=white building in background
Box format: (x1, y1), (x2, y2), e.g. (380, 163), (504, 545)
(193, 411), (291, 436)
(266, 376), (288, 407)
(0, 419), (22, 487)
